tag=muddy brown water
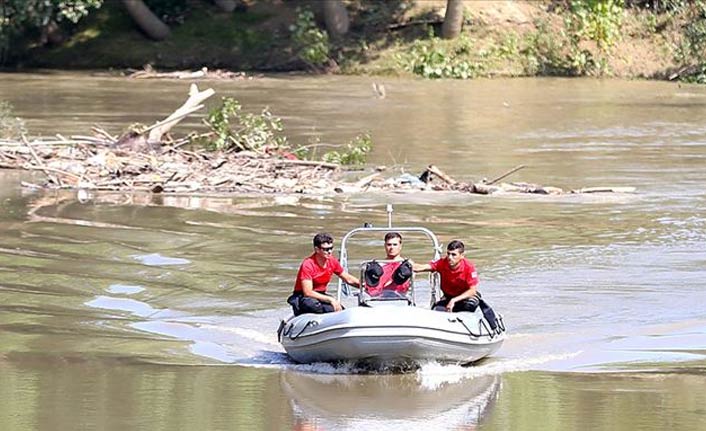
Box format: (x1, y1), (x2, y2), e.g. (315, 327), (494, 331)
(1, 72), (706, 430)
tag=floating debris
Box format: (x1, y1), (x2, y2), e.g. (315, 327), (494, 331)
(0, 86), (634, 197)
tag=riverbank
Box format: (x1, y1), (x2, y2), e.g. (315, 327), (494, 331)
(4, 1), (704, 83)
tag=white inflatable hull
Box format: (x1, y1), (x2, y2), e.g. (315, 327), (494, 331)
(279, 305), (505, 366)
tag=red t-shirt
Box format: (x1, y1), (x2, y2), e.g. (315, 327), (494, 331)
(293, 253), (343, 293)
(429, 257), (478, 297)
(367, 261), (411, 296)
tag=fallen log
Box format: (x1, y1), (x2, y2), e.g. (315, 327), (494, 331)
(572, 186), (636, 193)
(424, 164), (457, 185)
(486, 164), (526, 185)
(273, 159), (340, 169)
(148, 84), (215, 144)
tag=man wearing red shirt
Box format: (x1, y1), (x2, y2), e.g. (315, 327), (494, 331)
(413, 239), (482, 312)
(287, 232), (360, 316)
(366, 232), (412, 297)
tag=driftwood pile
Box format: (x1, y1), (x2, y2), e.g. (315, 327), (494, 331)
(0, 134), (344, 194)
(407, 165), (635, 195)
(127, 65), (255, 80)
(0, 84), (635, 196)
(0, 83), (342, 194)
(0, 139), (635, 196)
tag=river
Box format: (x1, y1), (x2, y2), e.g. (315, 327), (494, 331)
(1, 72), (705, 430)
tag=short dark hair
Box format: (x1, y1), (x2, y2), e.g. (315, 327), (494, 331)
(384, 232), (402, 243)
(313, 232), (334, 247)
(447, 240), (465, 253)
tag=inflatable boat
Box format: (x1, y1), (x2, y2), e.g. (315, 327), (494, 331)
(278, 205), (506, 366)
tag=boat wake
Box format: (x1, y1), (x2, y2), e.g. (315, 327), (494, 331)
(85, 287), (706, 374)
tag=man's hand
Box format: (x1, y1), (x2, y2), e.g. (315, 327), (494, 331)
(446, 298), (457, 312)
(331, 298), (343, 312)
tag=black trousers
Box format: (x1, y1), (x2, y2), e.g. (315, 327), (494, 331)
(433, 292), (498, 330)
(287, 292), (336, 316)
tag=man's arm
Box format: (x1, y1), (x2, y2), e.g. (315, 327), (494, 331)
(338, 271), (360, 288)
(413, 262), (432, 272)
(301, 279), (342, 311)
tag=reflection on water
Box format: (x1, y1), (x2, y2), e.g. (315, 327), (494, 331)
(2, 74), (706, 430)
(281, 370), (501, 430)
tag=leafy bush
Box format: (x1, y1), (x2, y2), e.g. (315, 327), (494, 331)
(321, 133), (372, 165)
(565, 0), (625, 49)
(196, 98), (372, 165)
(404, 36), (486, 79)
(523, 20), (572, 75)
(290, 7), (330, 67)
(673, 1), (706, 64)
(198, 97), (287, 152)
(680, 64), (706, 84)
(0, 0), (102, 62)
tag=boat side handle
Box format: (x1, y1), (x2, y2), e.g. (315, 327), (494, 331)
(288, 319), (318, 340)
(455, 316), (501, 340)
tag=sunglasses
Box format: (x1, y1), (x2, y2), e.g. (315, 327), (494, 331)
(318, 246), (334, 252)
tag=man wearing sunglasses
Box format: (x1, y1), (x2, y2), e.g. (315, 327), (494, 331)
(287, 232), (360, 316)
(413, 240), (493, 315)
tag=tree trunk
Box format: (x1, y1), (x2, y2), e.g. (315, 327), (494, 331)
(121, 0), (171, 41)
(213, 0), (237, 12)
(323, 0), (349, 38)
(441, 0), (465, 39)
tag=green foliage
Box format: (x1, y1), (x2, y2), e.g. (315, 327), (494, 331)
(565, 0), (625, 49)
(523, 0), (623, 77)
(0, 101), (27, 139)
(198, 97), (288, 152)
(321, 133), (372, 165)
(0, 0), (102, 62)
(567, 46), (598, 75)
(522, 20), (572, 75)
(680, 64), (706, 84)
(196, 99), (372, 165)
(672, 1), (706, 64)
(404, 36), (486, 79)
(290, 7), (330, 67)
(0, 1), (102, 33)
(496, 32), (521, 59)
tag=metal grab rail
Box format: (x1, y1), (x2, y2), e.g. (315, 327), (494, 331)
(336, 205), (442, 307)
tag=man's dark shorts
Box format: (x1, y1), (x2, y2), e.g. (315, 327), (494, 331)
(287, 292), (336, 316)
